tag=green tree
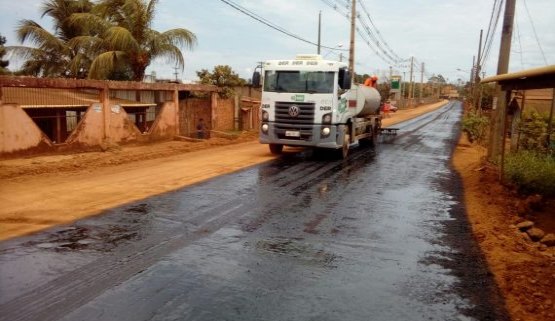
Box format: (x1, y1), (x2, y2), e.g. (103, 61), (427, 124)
(11, 0), (94, 77)
(427, 74), (446, 84)
(70, 0), (196, 80)
(0, 34), (9, 74)
(196, 65), (246, 98)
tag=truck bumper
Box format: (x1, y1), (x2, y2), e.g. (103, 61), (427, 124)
(259, 123), (346, 149)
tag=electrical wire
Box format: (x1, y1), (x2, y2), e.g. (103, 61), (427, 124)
(522, 0), (548, 65)
(357, 0), (402, 62)
(319, 0), (403, 65)
(218, 0), (348, 51)
(480, 0), (504, 71)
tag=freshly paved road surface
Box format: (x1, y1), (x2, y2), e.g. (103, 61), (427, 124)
(0, 101), (508, 321)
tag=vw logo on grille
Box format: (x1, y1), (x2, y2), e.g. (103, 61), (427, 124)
(288, 105), (300, 117)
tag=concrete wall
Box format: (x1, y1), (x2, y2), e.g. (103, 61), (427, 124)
(0, 76), (243, 157)
(148, 101), (178, 141)
(0, 104), (53, 155)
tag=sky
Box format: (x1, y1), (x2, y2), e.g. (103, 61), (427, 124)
(1, 0), (554, 84)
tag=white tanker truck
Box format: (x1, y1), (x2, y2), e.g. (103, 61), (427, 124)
(253, 54), (389, 158)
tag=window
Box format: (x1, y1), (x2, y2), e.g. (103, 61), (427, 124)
(264, 70), (335, 94)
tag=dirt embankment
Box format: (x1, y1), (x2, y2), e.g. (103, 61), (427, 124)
(453, 137), (554, 321)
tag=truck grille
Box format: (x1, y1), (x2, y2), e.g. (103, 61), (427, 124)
(274, 101), (315, 140)
(275, 101), (315, 124)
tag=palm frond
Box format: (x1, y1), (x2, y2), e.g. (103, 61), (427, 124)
(88, 50), (127, 79)
(16, 20), (67, 53)
(104, 26), (139, 51)
(159, 28), (197, 50)
(67, 12), (110, 36)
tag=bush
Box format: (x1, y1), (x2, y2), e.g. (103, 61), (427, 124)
(504, 151), (555, 196)
(517, 111), (549, 153)
(462, 110), (489, 143)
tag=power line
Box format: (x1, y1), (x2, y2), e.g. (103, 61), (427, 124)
(319, 0), (403, 65)
(218, 0), (348, 52)
(357, 0), (402, 62)
(522, 0), (548, 65)
(480, 0), (504, 70)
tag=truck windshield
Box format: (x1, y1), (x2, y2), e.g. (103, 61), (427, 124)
(264, 70), (335, 94)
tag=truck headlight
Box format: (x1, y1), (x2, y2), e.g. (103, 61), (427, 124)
(321, 127), (330, 136)
(261, 123), (269, 133)
(262, 111), (269, 121)
(322, 113), (332, 124)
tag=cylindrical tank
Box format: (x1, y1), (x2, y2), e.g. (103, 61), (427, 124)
(354, 85), (381, 117)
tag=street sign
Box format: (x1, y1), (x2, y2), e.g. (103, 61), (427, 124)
(391, 75), (401, 92)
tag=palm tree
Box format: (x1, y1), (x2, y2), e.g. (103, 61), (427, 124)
(70, 0), (196, 80)
(11, 0), (94, 77)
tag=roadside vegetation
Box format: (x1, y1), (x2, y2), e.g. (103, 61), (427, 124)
(461, 109), (489, 143)
(504, 111), (555, 196)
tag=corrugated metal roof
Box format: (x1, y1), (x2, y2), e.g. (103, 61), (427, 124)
(2, 87), (157, 108)
(481, 65), (555, 84)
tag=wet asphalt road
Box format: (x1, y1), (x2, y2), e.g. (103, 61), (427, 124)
(0, 101), (508, 321)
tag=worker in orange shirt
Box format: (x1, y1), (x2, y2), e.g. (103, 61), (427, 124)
(364, 75), (378, 88)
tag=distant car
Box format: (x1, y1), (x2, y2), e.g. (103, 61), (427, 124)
(380, 102), (398, 113)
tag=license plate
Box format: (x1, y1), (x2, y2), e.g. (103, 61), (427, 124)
(285, 130), (301, 137)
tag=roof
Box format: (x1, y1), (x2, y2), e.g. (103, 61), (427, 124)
(2, 87), (156, 108)
(481, 65), (555, 91)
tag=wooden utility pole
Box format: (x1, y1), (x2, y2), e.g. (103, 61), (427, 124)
(488, 0), (516, 165)
(420, 62), (424, 101)
(474, 29), (483, 108)
(408, 56), (414, 106)
(317, 11), (322, 55)
(349, 0), (356, 82)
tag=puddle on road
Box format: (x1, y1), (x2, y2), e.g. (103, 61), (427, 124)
(12, 203), (153, 253)
(254, 237), (337, 267)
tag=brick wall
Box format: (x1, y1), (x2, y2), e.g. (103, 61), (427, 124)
(213, 98), (235, 132)
(179, 98), (211, 137)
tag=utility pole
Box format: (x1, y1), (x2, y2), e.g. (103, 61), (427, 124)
(470, 56), (476, 85)
(348, 0), (356, 82)
(408, 56), (414, 106)
(389, 66), (393, 81)
(317, 11), (322, 55)
(488, 0), (516, 166)
(173, 66), (179, 82)
(474, 29), (483, 108)
(420, 62), (424, 101)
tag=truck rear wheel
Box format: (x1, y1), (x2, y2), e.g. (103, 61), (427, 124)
(269, 144), (283, 154)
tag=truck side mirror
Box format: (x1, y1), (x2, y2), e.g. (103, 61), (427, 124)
(339, 69), (351, 90)
(252, 71), (261, 87)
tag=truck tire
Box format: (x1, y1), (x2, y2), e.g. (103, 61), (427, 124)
(269, 144), (283, 154)
(337, 129), (349, 159)
(369, 126), (378, 147)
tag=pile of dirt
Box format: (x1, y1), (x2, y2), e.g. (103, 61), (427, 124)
(453, 137), (554, 321)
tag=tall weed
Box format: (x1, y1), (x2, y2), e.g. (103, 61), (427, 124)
(504, 151), (555, 196)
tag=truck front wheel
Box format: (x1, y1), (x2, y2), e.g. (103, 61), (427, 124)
(269, 144), (283, 154)
(337, 129), (350, 159)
